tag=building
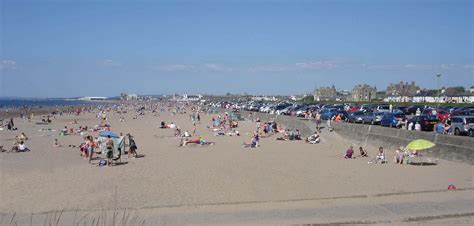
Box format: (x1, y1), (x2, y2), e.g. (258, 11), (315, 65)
(351, 84), (377, 101)
(470, 86), (474, 93)
(120, 93), (139, 101)
(313, 85), (337, 101)
(411, 89), (473, 104)
(251, 96), (278, 101)
(173, 94), (203, 102)
(78, 97), (108, 101)
(184, 94), (203, 101)
(386, 81), (419, 96)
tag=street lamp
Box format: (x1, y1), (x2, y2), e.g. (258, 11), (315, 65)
(436, 73), (441, 109)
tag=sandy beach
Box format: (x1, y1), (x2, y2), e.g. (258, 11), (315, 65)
(0, 106), (473, 224)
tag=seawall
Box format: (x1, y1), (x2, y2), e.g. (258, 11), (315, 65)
(332, 122), (474, 164)
(222, 110), (473, 164)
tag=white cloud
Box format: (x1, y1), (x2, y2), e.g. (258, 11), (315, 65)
(98, 59), (121, 67)
(0, 60), (17, 70)
(157, 64), (197, 72)
(295, 60), (342, 70)
(249, 60), (345, 72)
(204, 63), (234, 72)
(155, 63), (234, 72)
(152, 61), (474, 74)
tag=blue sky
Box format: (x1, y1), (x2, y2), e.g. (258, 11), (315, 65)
(1, 0), (473, 97)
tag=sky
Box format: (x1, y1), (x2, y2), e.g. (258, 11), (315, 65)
(0, 0), (473, 98)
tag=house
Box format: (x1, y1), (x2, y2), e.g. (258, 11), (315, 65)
(313, 85), (337, 101)
(351, 84), (377, 101)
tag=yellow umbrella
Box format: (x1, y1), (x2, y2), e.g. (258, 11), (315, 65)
(406, 139), (435, 151)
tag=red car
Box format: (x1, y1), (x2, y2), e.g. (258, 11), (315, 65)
(422, 109), (450, 122)
(347, 106), (360, 112)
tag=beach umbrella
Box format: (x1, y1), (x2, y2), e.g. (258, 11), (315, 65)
(406, 139), (435, 151)
(99, 131), (120, 138)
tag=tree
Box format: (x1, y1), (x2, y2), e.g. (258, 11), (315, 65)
(445, 86), (466, 96)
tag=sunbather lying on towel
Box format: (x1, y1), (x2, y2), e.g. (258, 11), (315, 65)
(180, 137), (215, 146)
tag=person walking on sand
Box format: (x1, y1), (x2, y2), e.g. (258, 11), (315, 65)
(128, 134), (138, 159)
(86, 136), (96, 163)
(315, 112), (322, 132)
(105, 135), (114, 166)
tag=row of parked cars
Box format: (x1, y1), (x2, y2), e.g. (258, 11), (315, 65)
(209, 101), (474, 137)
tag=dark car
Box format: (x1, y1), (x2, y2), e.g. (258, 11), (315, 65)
(451, 108), (474, 116)
(406, 105), (426, 115)
(408, 115), (439, 131)
(397, 106), (409, 115)
(348, 111), (366, 123)
(381, 113), (406, 128)
(320, 109), (338, 120)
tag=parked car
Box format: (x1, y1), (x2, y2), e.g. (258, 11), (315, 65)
(274, 104), (291, 115)
(406, 105), (426, 115)
(278, 106), (293, 115)
(423, 108), (450, 122)
(347, 106), (360, 112)
(450, 116), (474, 136)
(348, 111), (365, 123)
(320, 109), (338, 120)
(376, 105), (392, 113)
(408, 115), (439, 131)
(451, 108), (474, 116)
(380, 113), (406, 128)
(362, 111), (385, 125)
(397, 106), (409, 115)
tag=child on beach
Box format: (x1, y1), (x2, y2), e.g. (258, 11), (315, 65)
(394, 146), (405, 164)
(369, 147), (386, 164)
(343, 146), (355, 159)
(359, 147), (368, 157)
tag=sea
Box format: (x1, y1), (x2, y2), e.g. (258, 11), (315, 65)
(0, 99), (112, 109)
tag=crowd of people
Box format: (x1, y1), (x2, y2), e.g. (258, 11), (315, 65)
(1, 100), (439, 169)
(341, 145), (423, 165)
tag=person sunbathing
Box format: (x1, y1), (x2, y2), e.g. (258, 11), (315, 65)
(343, 146), (355, 159)
(17, 141), (30, 152)
(183, 131), (191, 137)
(228, 130), (240, 136)
(181, 137), (214, 146)
(160, 121), (166, 129)
(294, 129), (301, 140)
(359, 147), (368, 157)
(369, 147), (386, 164)
(307, 132), (320, 144)
(18, 132), (28, 141)
(243, 136), (259, 148)
(277, 130), (290, 140)
(394, 146), (405, 164)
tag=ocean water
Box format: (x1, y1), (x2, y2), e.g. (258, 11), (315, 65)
(0, 99), (108, 109)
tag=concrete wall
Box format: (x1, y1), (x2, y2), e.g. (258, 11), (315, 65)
(223, 110), (474, 164)
(245, 112), (314, 137)
(332, 122), (474, 165)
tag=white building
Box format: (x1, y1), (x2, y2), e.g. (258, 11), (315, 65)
(174, 94), (203, 102)
(120, 93), (139, 101)
(78, 97), (108, 101)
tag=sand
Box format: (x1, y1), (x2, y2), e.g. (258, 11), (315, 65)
(0, 108), (473, 220)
